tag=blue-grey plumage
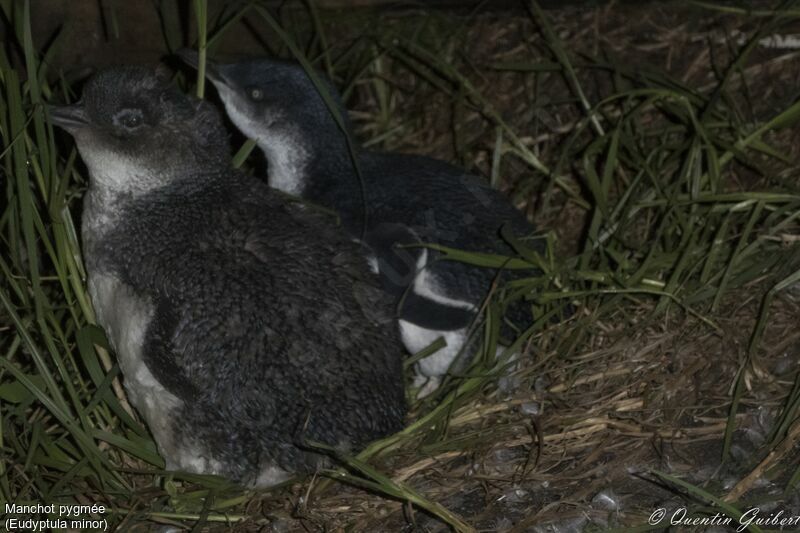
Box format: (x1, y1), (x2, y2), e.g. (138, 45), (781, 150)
(49, 66), (406, 486)
(179, 52), (543, 393)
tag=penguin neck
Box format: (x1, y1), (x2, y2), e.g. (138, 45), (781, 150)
(258, 119), (354, 200)
(80, 165), (223, 270)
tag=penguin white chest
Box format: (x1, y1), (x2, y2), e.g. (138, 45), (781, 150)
(87, 273), (183, 454)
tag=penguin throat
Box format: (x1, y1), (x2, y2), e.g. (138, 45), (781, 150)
(256, 128), (310, 197)
(257, 122), (357, 201)
(78, 143), (168, 198)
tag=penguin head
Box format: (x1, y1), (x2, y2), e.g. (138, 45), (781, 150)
(179, 51), (349, 153)
(49, 66), (229, 194)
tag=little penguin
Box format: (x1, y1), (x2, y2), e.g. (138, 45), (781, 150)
(48, 66), (406, 487)
(179, 52), (543, 395)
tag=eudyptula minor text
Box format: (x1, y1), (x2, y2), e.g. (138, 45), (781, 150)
(48, 66), (406, 487)
(180, 52), (544, 396)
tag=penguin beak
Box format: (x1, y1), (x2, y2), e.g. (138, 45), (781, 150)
(177, 48), (228, 87)
(48, 103), (89, 133)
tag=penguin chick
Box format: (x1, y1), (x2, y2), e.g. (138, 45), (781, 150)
(179, 52), (542, 394)
(49, 66), (406, 487)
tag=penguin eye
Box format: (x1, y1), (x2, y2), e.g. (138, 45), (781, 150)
(113, 108), (145, 130)
(248, 88), (264, 102)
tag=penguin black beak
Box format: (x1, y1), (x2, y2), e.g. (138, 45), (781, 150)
(177, 48), (228, 87)
(48, 103), (89, 133)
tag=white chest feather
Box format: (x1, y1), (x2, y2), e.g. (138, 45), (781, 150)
(87, 272), (183, 457)
(259, 128), (309, 197)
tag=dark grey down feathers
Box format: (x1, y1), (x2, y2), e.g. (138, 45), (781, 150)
(50, 67), (406, 486)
